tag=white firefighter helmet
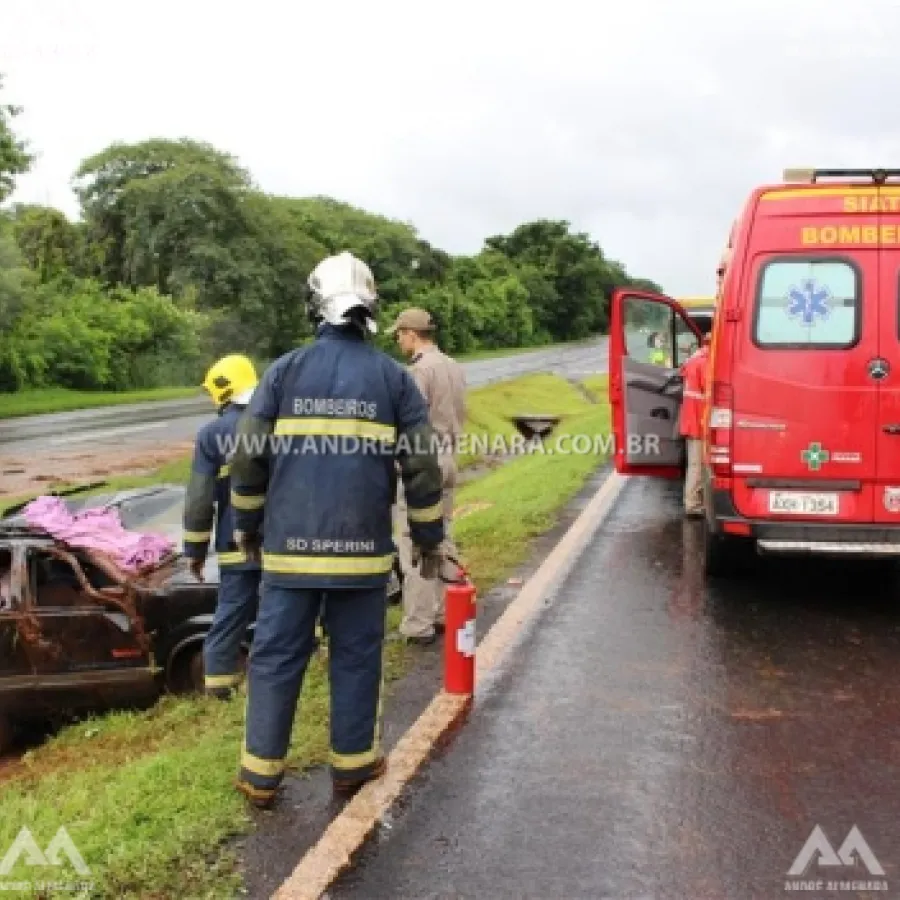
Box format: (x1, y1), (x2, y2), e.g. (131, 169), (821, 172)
(307, 251), (379, 333)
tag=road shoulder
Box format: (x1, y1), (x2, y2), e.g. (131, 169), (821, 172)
(237, 463), (622, 899)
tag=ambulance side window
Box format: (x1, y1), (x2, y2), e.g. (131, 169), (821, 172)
(753, 258), (860, 349)
(623, 297), (675, 367)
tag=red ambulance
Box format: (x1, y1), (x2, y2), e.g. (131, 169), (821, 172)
(609, 167), (900, 577)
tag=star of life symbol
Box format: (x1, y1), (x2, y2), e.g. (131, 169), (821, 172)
(786, 279), (831, 326)
(801, 442), (829, 471)
(785, 825), (888, 893)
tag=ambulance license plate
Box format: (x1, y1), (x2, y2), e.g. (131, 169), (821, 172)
(768, 491), (839, 515)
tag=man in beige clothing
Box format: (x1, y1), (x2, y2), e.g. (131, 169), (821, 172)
(387, 308), (467, 644)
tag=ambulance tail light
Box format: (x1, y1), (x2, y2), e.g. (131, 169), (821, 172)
(708, 382), (733, 477)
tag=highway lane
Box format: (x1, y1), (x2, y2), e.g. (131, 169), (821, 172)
(0, 338), (608, 455)
(329, 476), (900, 899)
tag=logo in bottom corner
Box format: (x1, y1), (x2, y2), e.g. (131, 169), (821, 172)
(884, 487), (900, 514)
(785, 825), (888, 893)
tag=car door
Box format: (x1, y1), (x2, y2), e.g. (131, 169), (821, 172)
(609, 288), (703, 477)
(26, 547), (151, 680)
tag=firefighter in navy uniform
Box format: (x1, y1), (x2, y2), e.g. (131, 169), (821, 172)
(182, 354), (262, 699)
(230, 251), (445, 808)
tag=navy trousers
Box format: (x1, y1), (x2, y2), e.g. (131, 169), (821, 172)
(238, 583), (386, 801)
(203, 567), (261, 694)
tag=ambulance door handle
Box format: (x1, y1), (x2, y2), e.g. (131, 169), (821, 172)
(882, 424), (900, 435)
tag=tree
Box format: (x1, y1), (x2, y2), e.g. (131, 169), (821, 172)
(277, 196), (444, 306)
(2, 126), (667, 393)
(628, 277), (665, 294)
(11, 205), (85, 282)
(485, 219), (612, 339)
(0, 75), (32, 203)
(0, 218), (32, 335)
(73, 138), (253, 293)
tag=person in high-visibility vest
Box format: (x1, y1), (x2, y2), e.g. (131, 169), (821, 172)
(648, 331), (671, 367)
(679, 335), (710, 517)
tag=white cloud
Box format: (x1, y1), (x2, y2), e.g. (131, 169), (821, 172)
(3, 0), (900, 293)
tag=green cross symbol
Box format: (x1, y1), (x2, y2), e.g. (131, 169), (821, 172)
(801, 442), (830, 471)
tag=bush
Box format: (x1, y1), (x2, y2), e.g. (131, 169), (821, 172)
(0, 277), (206, 391)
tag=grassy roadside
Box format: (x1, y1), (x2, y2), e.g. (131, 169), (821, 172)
(0, 387), (203, 420)
(454, 391), (610, 588)
(455, 335), (596, 363)
(0, 374), (610, 899)
(459, 372), (601, 468)
(0, 337), (604, 420)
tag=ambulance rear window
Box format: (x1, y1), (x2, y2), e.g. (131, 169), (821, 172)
(753, 258), (859, 349)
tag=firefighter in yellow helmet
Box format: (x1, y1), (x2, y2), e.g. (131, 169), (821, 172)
(183, 354), (262, 699)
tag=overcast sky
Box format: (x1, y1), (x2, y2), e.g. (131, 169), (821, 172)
(2, 0), (899, 295)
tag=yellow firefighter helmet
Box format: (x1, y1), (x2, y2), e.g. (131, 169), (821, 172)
(202, 354), (258, 408)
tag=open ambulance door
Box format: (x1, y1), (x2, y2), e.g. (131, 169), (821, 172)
(609, 288), (703, 477)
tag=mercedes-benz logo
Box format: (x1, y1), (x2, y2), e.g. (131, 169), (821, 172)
(869, 358), (890, 380)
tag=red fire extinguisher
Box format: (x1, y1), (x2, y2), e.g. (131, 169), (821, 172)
(443, 560), (476, 695)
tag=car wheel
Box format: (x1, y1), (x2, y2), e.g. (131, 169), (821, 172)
(168, 646), (205, 695)
(168, 644), (250, 695)
(703, 520), (751, 578)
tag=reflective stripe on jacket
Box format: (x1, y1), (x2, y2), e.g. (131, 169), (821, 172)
(183, 402), (259, 570)
(678, 346), (709, 439)
(229, 324), (445, 589)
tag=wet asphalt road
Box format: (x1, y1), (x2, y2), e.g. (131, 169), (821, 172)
(0, 338), (607, 455)
(329, 476), (900, 900)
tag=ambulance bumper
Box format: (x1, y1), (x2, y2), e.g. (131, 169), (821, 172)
(755, 540), (900, 556)
(710, 489), (900, 557)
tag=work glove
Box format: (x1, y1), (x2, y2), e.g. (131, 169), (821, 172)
(188, 556), (206, 583)
(411, 543), (443, 580)
(234, 530), (262, 564)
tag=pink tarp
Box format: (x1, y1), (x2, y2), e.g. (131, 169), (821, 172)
(23, 496), (175, 573)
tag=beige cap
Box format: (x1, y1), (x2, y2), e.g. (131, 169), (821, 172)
(386, 307), (435, 334)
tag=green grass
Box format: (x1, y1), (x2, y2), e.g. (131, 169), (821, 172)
(0, 387), (203, 420)
(581, 375), (610, 403)
(459, 372), (601, 468)
(0, 374), (610, 898)
(0, 609), (410, 900)
(454, 377), (610, 588)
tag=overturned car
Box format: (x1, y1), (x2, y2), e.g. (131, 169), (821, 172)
(0, 483), (403, 752)
(0, 484), (240, 751)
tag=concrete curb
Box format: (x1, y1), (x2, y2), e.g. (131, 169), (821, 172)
(271, 469), (629, 900)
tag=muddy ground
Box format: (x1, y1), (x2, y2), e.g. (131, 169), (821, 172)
(0, 442), (194, 501)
